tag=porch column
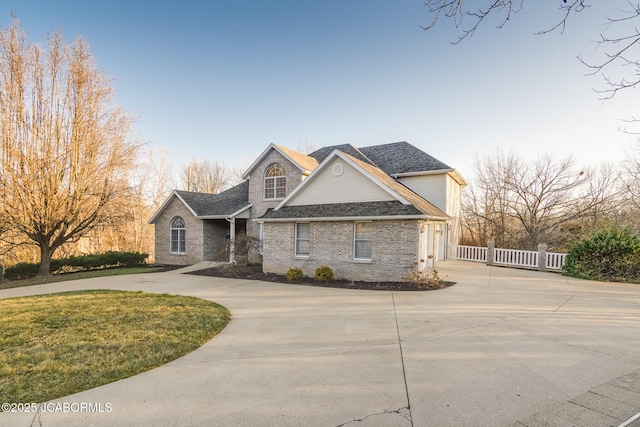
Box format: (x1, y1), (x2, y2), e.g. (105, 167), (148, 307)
(229, 217), (235, 263)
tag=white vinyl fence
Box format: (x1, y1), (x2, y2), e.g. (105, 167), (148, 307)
(448, 242), (566, 272)
(449, 245), (487, 263)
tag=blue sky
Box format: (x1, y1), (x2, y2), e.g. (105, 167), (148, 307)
(1, 0), (638, 180)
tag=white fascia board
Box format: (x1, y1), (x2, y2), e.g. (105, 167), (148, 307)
(273, 150), (410, 210)
(393, 169), (467, 186)
(148, 192), (177, 224)
(241, 143), (277, 180)
(196, 204), (252, 220)
(257, 214), (454, 223)
(228, 204), (252, 218)
(241, 143), (311, 180)
(174, 192), (199, 217)
(148, 191), (197, 224)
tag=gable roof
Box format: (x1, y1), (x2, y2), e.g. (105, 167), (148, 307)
(340, 152), (449, 218)
(308, 144), (371, 165)
(148, 180), (250, 223)
(260, 149), (448, 221)
(241, 143), (318, 180)
(308, 141), (465, 185)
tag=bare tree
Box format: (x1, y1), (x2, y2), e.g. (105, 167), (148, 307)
(0, 19), (140, 276)
(180, 158), (231, 194)
(422, 1), (587, 42)
(423, 1), (640, 125)
(462, 151), (522, 247)
(462, 151), (621, 250)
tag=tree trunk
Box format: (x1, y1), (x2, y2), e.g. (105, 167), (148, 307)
(37, 245), (53, 277)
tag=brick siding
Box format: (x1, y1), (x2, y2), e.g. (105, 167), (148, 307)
(153, 197), (202, 265)
(262, 219), (420, 282)
(246, 149), (306, 263)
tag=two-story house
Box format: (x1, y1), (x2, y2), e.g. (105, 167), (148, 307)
(149, 141), (466, 281)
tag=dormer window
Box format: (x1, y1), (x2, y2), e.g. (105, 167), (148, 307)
(264, 163), (286, 199)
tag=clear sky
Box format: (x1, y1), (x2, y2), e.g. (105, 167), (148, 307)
(1, 0), (638, 180)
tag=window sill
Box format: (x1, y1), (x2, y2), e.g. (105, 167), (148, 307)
(294, 255), (310, 259)
(352, 258), (372, 264)
(170, 252), (186, 255)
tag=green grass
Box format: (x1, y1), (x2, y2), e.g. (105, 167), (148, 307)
(0, 290), (230, 406)
(0, 266), (167, 290)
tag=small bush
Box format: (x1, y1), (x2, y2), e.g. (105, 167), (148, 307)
(564, 225), (640, 282)
(4, 263), (39, 280)
(404, 267), (445, 290)
(285, 267), (304, 282)
(314, 266), (334, 282)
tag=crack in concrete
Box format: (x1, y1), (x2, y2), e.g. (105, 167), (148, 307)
(30, 409), (43, 427)
(391, 292), (414, 427)
(335, 407), (411, 427)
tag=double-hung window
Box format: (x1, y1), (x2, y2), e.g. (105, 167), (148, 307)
(170, 216), (186, 253)
(354, 221), (372, 260)
(264, 163), (286, 199)
(295, 223), (310, 257)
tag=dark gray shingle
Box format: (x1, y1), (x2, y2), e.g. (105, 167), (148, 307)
(175, 181), (249, 217)
(260, 201), (423, 219)
(309, 141), (451, 176)
(359, 141), (451, 175)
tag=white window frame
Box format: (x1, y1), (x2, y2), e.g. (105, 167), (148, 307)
(170, 216), (186, 254)
(264, 163), (286, 200)
(295, 222), (310, 257)
(354, 221), (372, 260)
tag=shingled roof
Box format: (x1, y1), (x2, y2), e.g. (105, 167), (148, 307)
(308, 144), (371, 165)
(149, 181), (250, 223)
(358, 141), (451, 175)
(309, 141), (451, 176)
(261, 201), (424, 220)
(150, 140), (458, 224)
(260, 149), (449, 221)
(174, 181), (250, 217)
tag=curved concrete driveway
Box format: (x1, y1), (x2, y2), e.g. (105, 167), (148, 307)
(1, 261), (640, 426)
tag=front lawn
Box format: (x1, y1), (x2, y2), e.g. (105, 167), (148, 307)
(0, 290), (230, 405)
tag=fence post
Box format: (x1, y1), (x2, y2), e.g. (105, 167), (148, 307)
(487, 240), (495, 266)
(538, 243), (547, 271)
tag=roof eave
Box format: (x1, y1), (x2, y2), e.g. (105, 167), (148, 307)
(256, 214), (451, 223)
(241, 143), (314, 180)
(148, 191), (198, 224)
(192, 204), (252, 220)
(392, 169), (467, 186)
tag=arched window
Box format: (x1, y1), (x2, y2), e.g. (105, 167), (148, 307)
(170, 216), (186, 253)
(264, 163), (286, 199)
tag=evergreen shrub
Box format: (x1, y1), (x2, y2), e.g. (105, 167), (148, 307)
(314, 266), (334, 282)
(563, 225), (640, 282)
(285, 267), (304, 282)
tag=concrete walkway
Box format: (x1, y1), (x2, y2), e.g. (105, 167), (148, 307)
(1, 261), (639, 426)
